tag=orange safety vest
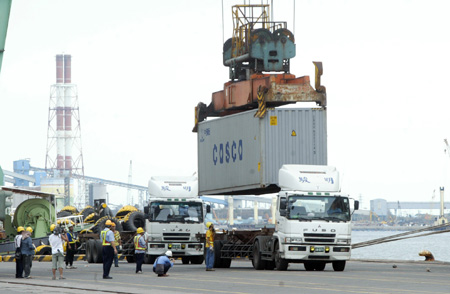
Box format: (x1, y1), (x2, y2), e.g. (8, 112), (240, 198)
(101, 229), (111, 246)
(134, 235), (146, 251)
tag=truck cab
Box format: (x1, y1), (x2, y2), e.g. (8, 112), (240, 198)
(255, 165), (358, 271)
(145, 176), (206, 264)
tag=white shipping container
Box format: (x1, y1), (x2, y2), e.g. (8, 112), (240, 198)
(197, 108), (327, 195)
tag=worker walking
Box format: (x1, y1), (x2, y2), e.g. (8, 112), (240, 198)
(153, 250), (174, 277)
(21, 227), (35, 279)
(112, 223), (121, 267)
(205, 222), (215, 271)
(100, 220), (117, 279)
(14, 226), (25, 278)
(49, 224), (68, 280)
(134, 227), (146, 274)
(66, 223), (77, 269)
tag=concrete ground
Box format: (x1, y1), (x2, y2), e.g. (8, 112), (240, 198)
(1, 258), (450, 293)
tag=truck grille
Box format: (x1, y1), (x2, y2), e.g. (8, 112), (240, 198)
(303, 233), (336, 244)
(163, 233), (190, 241)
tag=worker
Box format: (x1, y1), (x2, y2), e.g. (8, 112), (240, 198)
(134, 227), (146, 274)
(14, 226), (25, 278)
(327, 199), (343, 215)
(153, 250), (174, 277)
(49, 224), (68, 280)
(111, 222), (121, 267)
(21, 227), (35, 279)
(205, 222), (215, 271)
(66, 223), (77, 269)
(100, 220), (117, 279)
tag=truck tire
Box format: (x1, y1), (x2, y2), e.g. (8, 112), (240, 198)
(304, 262), (314, 271)
(213, 240), (223, 268)
(123, 211), (146, 232)
(80, 206), (95, 220)
(314, 261), (326, 271)
(190, 255), (204, 265)
(86, 240), (94, 263)
(182, 257), (190, 264)
(57, 210), (72, 218)
(144, 254), (156, 264)
(252, 241), (266, 270)
(274, 242), (288, 271)
(93, 240), (103, 263)
(332, 260), (346, 271)
(93, 216), (123, 233)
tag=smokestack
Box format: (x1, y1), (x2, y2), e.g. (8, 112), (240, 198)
(64, 55), (71, 84)
(56, 55), (64, 84)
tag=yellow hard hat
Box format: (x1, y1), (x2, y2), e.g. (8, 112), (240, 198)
(110, 222), (116, 227)
(136, 227), (144, 234)
(17, 226), (25, 233)
(102, 203), (107, 208)
(50, 224), (56, 231)
(26, 227), (33, 233)
(105, 220), (113, 226)
(206, 222), (213, 229)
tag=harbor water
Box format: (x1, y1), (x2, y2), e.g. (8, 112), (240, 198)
(351, 230), (450, 262)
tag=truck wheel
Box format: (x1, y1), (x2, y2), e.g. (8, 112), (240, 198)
(274, 242), (288, 271)
(144, 254), (156, 264)
(252, 241), (266, 270)
(304, 262), (314, 271)
(93, 240), (103, 263)
(190, 255), (204, 265)
(182, 257), (190, 264)
(332, 260), (346, 271)
(123, 211), (146, 232)
(213, 240), (223, 268)
(314, 261), (326, 271)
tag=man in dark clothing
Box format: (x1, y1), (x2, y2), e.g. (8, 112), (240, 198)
(14, 226), (25, 278)
(66, 223), (77, 269)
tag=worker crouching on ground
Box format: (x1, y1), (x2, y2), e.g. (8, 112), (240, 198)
(205, 222), (215, 271)
(49, 224), (68, 280)
(134, 227), (146, 274)
(100, 220), (117, 279)
(153, 250), (174, 277)
(66, 223), (77, 269)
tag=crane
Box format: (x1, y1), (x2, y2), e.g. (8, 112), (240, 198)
(0, 0), (12, 74)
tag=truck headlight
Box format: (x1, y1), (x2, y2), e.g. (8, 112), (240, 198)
(285, 237), (302, 243)
(337, 239), (351, 245)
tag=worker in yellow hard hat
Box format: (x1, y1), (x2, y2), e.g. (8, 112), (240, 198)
(65, 223), (77, 269)
(100, 219), (117, 279)
(14, 226), (25, 278)
(205, 222), (215, 271)
(134, 227), (146, 274)
(21, 226), (35, 278)
(111, 222), (121, 268)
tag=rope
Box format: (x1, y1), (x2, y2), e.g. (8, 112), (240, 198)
(352, 223), (450, 249)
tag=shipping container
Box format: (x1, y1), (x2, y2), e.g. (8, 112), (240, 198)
(197, 108), (327, 195)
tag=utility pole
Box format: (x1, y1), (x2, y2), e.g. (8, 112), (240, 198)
(127, 160), (133, 205)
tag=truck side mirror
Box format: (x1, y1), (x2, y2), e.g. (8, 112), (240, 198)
(354, 200), (359, 211)
(206, 204), (211, 213)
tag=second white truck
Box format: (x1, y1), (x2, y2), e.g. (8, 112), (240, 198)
(144, 176), (207, 264)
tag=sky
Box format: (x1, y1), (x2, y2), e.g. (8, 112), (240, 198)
(1, 0), (450, 209)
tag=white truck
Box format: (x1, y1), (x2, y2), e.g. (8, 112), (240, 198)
(213, 164), (359, 271)
(144, 176), (207, 264)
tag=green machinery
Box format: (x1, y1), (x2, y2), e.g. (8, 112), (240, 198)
(0, 0), (12, 74)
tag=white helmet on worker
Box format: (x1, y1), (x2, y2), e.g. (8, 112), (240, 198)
(165, 250), (172, 257)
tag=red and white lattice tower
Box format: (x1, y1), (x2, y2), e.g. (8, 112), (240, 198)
(45, 54), (84, 178)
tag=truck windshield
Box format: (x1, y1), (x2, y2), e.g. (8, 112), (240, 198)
(149, 201), (203, 223)
(286, 195), (350, 221)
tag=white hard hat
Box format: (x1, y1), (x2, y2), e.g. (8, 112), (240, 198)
(165, 250), (172, 257)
